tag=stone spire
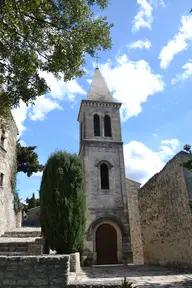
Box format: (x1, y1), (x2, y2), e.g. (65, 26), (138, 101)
(87, 68), (114, 102)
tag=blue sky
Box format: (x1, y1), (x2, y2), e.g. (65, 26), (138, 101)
(13, 0), (192, 199)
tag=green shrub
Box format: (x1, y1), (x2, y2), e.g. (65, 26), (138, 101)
(40, 151), (86, 254)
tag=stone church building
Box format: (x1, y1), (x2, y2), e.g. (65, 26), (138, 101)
(78, 68), (141, 265)
(1, 68), (191, 270)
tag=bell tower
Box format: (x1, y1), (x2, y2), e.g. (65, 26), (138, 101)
(78, 68), (131, 264)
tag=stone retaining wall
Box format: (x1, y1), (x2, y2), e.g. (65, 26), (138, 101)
(70, 252), (80, 274)
(138, 152), (192, 271)
(0, 255), (69, 287)
(23, 206), (40, 227)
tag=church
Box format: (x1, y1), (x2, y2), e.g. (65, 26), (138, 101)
(78, 67), (140, 265)
(1, 67), (192, 270)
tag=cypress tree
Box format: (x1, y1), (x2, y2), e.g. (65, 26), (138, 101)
(40, 151), (86, 254)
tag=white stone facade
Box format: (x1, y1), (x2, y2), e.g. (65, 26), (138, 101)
(78, 69), (132, 264)
(0, 117), (19, 235)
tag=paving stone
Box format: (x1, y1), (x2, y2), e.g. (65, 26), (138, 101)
(69, 265), (192, 288)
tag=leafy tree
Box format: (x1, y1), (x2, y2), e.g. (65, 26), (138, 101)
(40, 151), (86, 254)
(17, 140), (44, 176)
(0, 0), (112, 114)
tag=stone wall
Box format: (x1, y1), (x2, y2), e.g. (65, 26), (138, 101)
(126, 178), (144, 265)
(0, 255), (69, 287)
(0, 116), (19, 236)
(138, 152), (192, 270)
(70, 252), (80, 274)
(23, 206), (40, 227)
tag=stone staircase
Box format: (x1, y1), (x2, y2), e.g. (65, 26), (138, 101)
(0, 227), (42, 256)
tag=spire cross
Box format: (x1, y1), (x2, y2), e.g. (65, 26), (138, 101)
(94, 52), (101, 68)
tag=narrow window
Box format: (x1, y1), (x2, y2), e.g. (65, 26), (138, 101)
(100, 163), (109, 189)
(0, 173), (4, 187)
(0, 129), (5, 148)
(104, 115), (112, 137)
(94, 114), (100, 136)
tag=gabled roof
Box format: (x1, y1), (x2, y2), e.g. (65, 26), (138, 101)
(87, 68), (114, 102)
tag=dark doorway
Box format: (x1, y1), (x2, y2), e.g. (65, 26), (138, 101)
(96, 223), (118, 264)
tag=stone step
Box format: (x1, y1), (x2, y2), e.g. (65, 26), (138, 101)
(2, 232), (41, 238)
(1, 231), (41, 238)
(0, 251), (26, 256)
(0, 246), (27, 252)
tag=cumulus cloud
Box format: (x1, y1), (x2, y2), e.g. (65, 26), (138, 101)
(132, 0), (153, 32)
(128, 40), (151, 50)
(171, 60), (192, 84)
(29, 95), (63, 121)
(31, 171), (43, 177)
(100, 54), (164, 121)
(159, 16), (192, 69)
(124, 138), (180, 185)
(12, 101), (28, 136)
(39, 71), (86, 100)
(132, 0), (165, 32)
(161, 139), (179, 150)
(12, 72), (86, 134)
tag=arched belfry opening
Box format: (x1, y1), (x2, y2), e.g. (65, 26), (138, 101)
(104, 115), (112, 137)
(94, 114), (100, 136)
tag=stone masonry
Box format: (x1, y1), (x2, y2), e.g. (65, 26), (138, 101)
(126, 178), (144, 264)
(138, 151), (192, 270)
(0, 255), (69, 287)
(78, 68), (131, 264)
(0, 116), (19, 236)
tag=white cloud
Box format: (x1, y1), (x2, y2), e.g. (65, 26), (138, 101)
(29, 95), (63, 121)
(159, 16), (192, 69)
(39, 71), (86, 100)
(132, 0), (165, 32)
(100, 54), (164, 121)
(132, 0), (153, 32)
(124, 138), (180, 185)
(153, 133), (157, 136)
(19, 139), (27, 146)
(128, 40), (151, 50)
(161, 138), (179, 150)
(171, 60), (192, 84)
(12, 101), (28, 136)
(12, 72), (86, 134)
(31, 171), (43, 177)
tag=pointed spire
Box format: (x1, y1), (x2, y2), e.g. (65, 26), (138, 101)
(87, 68), (114, 102)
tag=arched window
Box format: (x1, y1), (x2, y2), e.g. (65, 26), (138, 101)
(100, 163), (109, 189)
(94, 114), (100, 136)
(104, 115), (112, 137)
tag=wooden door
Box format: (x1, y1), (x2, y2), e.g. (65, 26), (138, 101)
(96, 223), (118, 264)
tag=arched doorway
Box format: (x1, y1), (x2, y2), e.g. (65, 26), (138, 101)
(96, 223), (118, 264)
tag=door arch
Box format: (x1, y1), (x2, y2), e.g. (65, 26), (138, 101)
(96, 223), (118, 264)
